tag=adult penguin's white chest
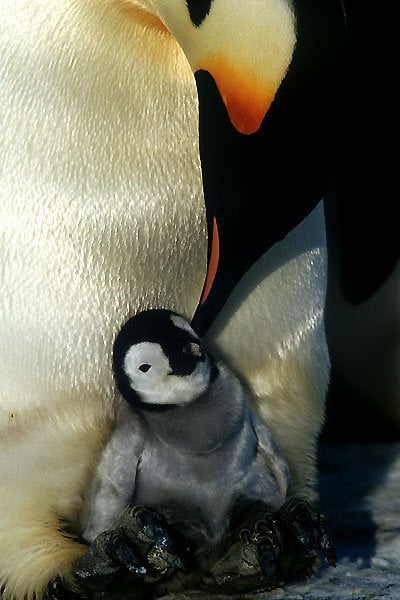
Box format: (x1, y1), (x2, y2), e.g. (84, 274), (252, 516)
(0, 0), (207, 420)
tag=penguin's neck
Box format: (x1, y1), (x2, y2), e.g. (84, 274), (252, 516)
(139, 364), (247, 454)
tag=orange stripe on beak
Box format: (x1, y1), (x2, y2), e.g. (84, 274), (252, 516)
(150, 0), (296, 135)
(201, 55), (275, 135)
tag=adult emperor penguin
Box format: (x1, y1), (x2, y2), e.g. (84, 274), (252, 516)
(0, 1), (346, 599)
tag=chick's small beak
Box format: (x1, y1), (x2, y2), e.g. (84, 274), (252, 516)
(183, 342), (204, 359)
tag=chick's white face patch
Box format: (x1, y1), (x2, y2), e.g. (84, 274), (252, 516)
(123, 341), (210, 406)
(123, 342), (171, 394)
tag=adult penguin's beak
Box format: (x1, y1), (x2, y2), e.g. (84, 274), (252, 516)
(150, 0), (297, 134)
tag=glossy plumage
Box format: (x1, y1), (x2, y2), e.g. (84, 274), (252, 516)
(0, 1), (345, 598)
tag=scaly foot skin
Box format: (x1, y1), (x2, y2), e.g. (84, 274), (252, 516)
(72, 506), (193, 597)
(277, 497), (337, 580)
(200, 498), (336, 594)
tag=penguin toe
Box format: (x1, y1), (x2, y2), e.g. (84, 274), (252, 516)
(252, 513), (282, 580)
(199, 503), (283, 594)
(276, 497), (337, 577)
(73, 530), (124, 593)
(118, 505), (194, 577)
(73, 506), (194, 595)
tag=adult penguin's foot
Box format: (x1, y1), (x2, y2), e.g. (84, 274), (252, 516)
(277, 497), (337, 580)
(71, 506), (193, 596)
(199, 498), (336, 594)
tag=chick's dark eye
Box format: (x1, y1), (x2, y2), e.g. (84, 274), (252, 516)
(138, 363), (151, 373)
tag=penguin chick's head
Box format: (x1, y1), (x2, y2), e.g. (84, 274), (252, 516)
(113, 309), (213, 408)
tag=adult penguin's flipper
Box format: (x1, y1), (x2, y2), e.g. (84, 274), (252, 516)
(191, 1), (347, 336)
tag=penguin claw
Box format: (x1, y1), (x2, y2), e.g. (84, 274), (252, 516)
(73, 506), (193, 594)
(119, 505), (193, 576)
(73, 530), (122, 593)
(277, 498), (337, 571)
(253, 513), (282, 580)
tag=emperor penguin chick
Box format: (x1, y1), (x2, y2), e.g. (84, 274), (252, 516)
(81, 309), (289, 572)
